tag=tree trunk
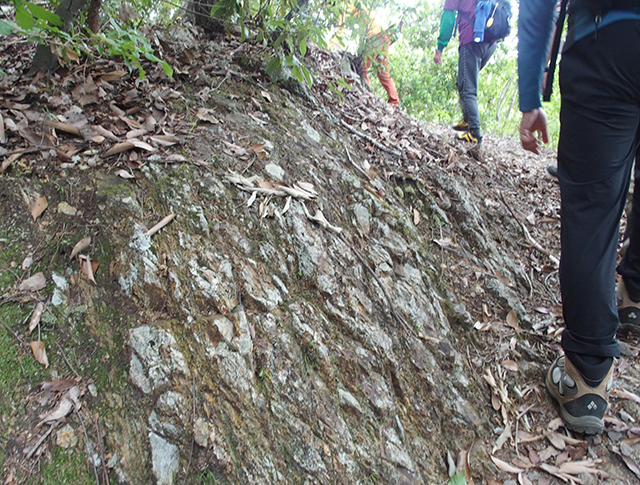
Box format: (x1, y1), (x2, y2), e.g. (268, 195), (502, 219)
(189, 0), (225, 33)
(28, 0), (91, 75)
(87, 0), (101, 33)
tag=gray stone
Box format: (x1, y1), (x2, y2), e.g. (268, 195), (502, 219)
(149, 432), (179, 485)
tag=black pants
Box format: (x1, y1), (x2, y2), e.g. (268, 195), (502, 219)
(558, 20), (640, 359)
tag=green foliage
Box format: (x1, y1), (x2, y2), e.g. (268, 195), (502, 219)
(448, 471), (468, 485)
(15, 1), (62, 30)
(4, 0), (82, 64)
(93, 19), (173, 78)
(5, 0), (173, 79)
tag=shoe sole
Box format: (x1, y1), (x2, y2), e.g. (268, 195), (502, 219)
(545, 378), (604, 435)
(618, 307), (640, 335)
(618, 322), (640, 336)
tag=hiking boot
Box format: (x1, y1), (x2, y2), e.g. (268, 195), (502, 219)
(617, 278), (640, 335)
(455, 131), (481, 144)
(547, 165), (558, 178)
(546, 355), (613, 435)
(452, 120), (468, 131)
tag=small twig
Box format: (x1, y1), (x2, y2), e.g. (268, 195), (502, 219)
(185, 372), (197, 479)
(339, 233), (416, 336)
(55, 340), (81, 377)
(339, 119), (404, 159)
(25, 424), (55, 459)
(78, 410), (101, 485)
(94, 417), (109, 485)
(499, 191), (551, 256)
(514, 404), (535, 458)
(0, 146), (49, 158)
(1, 318), (29, 347)
(343, 142), (373, 182)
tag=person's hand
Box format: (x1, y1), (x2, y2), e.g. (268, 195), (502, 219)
(520, 108), (549, 154)
(433, 49), (442, 65)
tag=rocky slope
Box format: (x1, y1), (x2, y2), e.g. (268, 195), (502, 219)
(1, 22), (639, 485)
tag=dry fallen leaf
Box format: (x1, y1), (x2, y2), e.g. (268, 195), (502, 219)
(18, 272), (46, 292)
(433, 237), (458, 250)
(492, 422), (511, 453)
(413, 208), (420, 225)
(295, 182), (317, 195)
(149, 134), (179, 146)
(28, 302), (45, 333)
(473, 321), (492, 331)
(546, 431), (567, 450)
(505, 309), (521, 333)
(115, 169), (136, 179)
(69, 236), (91, 261)
(456, 444), (475, 485)
(103, 141), (135, 158)
(502, 360), (519, 372)
(611, 389), (640, 405)
(490, 455), (524, 474)
(526, 212), (536, 225)
(246, 191), (257, 208)
(1, 152), (21, 173)
(30, 341), (49, 368)
(91, 124), (119, 141)
(491, 393), (501, 411)
(195, 108), (220, 124)
(100, 70), (127, 82)
(126, 128), (148, 139)
(38, 395), (74, 425)
(616, 448), (640, 479)
(165, 154), (187, 163)
(131, 139), (156, 152)
(31, 195), (48, 221)
(79, 255), (97, 284)
(259, 180), (276, 191)
(145, 213), (176, 236)
(22, 255), (33, 270)
(482, 303), (491, 323)
(44, 120), (81, 137)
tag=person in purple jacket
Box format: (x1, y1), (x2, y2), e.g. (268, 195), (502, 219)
(518, 0), (640, 435)
(434, 0), (496, 145)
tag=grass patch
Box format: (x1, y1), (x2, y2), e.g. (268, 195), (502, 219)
(35, 445), (95, 485)
(0, 303), (43, 397)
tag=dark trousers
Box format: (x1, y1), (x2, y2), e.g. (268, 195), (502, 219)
(557, 20), (640, 359)
(456, 41), (496, 137)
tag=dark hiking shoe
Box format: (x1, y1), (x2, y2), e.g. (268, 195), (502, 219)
(547, 165), (558, 178)
(546, 355), (613, 435)
(452, 120), (468, 131)
(455, 131), (481, 144)
(617, 278), (640, 335)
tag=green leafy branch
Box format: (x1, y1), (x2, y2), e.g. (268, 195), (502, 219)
(93, 19), (173, 79)
(3, 1), (173, 79)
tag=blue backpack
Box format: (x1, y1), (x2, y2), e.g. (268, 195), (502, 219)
(482, 0), (512, 43)
(459, 0), (512, 44)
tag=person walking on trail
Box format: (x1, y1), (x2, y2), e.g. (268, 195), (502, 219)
(433, 0), (497, 145)
(330, 4), (400, 108)
(518, 0), (640, 435)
